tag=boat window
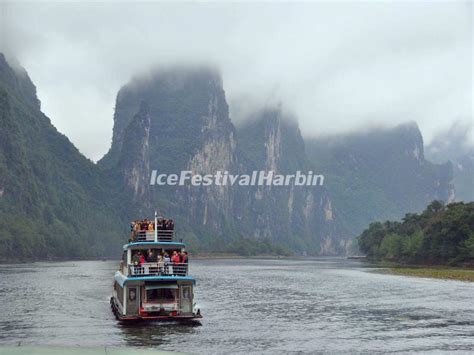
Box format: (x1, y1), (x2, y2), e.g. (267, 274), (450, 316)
(182, 287), (192, 299)
(129, 288), (136, 301)
(146, 288), (176, 301)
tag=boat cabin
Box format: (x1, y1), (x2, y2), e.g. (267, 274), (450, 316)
(113, 275), (196, 320)
(112, 244), (198, 320)
(111, 216), (201, 321)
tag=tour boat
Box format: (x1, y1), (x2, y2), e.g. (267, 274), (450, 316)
(110, 213), (202, 322)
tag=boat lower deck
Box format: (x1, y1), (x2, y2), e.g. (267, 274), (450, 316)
(110, 297), (202, 323)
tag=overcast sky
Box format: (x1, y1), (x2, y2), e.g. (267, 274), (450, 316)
(1, 1), (472, 161)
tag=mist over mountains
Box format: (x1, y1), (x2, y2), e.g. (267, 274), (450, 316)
(0, 54), (469, 259)
(426, 122), (474, 203)
(3, 2), (471, 162)
(0, 54), (125, 259)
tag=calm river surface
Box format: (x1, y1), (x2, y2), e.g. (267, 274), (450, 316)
(0, 258), (473, 353)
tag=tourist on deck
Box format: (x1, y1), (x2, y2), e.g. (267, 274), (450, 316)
(130, 221), (137, 241)
(157, 254), (164, 274)
(132, 252), (141, 266)
(133, 222), (140, 238)
(181, 251), (188, 264)
(171, 251), (181, 264)
(177, 251), (187, 276)
(164, 253), (171, 274)
(147, 222), (154, 231)
(147, 249), (157, 262)
(131, 251), (145, 275)
(138, 251), (146, 265)
(164, 253), (171, 265)
(163, 219), (173, 230)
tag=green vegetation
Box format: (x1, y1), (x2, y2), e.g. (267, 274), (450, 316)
(0, 54), (461, 260)
(306, 124), (453, 238)
(358, 200), (474, 265)
(0, 54), (126, 260)
(179, 226), (293, 257)
(386, 267), (474, 282)
(426, 123), (474, 203)
(0, 58), (294, 259)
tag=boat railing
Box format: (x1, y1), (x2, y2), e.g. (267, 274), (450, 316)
(134, 230), (174, 242)
(128, 262), (188, 277)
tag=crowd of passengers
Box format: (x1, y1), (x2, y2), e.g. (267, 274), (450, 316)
(132, 249), (188, 265)
(130, 218), (174, 241)
(130, 250), (188, 276)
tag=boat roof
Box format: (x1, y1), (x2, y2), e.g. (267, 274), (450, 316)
(115, 271), (196, 287)
(123, 241), (185, 251)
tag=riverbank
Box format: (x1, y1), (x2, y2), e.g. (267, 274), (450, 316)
(382, 267), (474, 282)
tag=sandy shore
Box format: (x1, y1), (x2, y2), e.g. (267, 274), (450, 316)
(382, 267), (474, 282)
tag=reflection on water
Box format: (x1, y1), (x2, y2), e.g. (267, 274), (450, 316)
(120, 322), (201, 348)
(0, 258), (473, 354)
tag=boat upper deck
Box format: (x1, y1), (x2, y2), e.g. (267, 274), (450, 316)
(124, 241), (186, 251)
(120, 216), (191, 278)
(134, 230), (175, 242)
(114, 271), (196, 287)
(130, 218), (175, 242)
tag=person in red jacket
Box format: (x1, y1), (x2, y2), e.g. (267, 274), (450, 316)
(180, 251), (188, 264)
(171, 251), (181, 264)
(138, 251), (146, 265)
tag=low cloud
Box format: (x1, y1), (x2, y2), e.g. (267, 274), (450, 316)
(1, 1), (472, 161)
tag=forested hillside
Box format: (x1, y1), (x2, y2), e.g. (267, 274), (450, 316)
(426, 122), (474, 203)
(0, 53), (463, 260)
(0, 54), (127, 260)
(306, 124), (454, 237)
(358, 201), (474, 265)
(100, 68), (346, 255)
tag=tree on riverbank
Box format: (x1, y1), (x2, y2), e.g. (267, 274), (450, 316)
(358, 201), (474, 265)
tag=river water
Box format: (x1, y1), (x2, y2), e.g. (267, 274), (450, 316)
(0, 258), (473, 353)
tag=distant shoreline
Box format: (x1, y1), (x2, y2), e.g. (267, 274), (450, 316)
(377, 267), (474, 282)
(0, 254), (349, 264)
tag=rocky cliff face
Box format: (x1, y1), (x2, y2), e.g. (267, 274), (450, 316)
(118, 100), (151, 213)
(0, 54), (458, 258)
(102, 66), (457, 255)
(306, 122), (455, 237)
(426, 122), (474, 203)
(236, 107), (346, 254)
(100, 66), (239, 247)
(183, 89), (237, 231)
(102, 67), (348, 254)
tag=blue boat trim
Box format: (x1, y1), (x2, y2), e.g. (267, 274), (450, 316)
(123, 241), (186, 250)
(115, 271), (196, 287)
